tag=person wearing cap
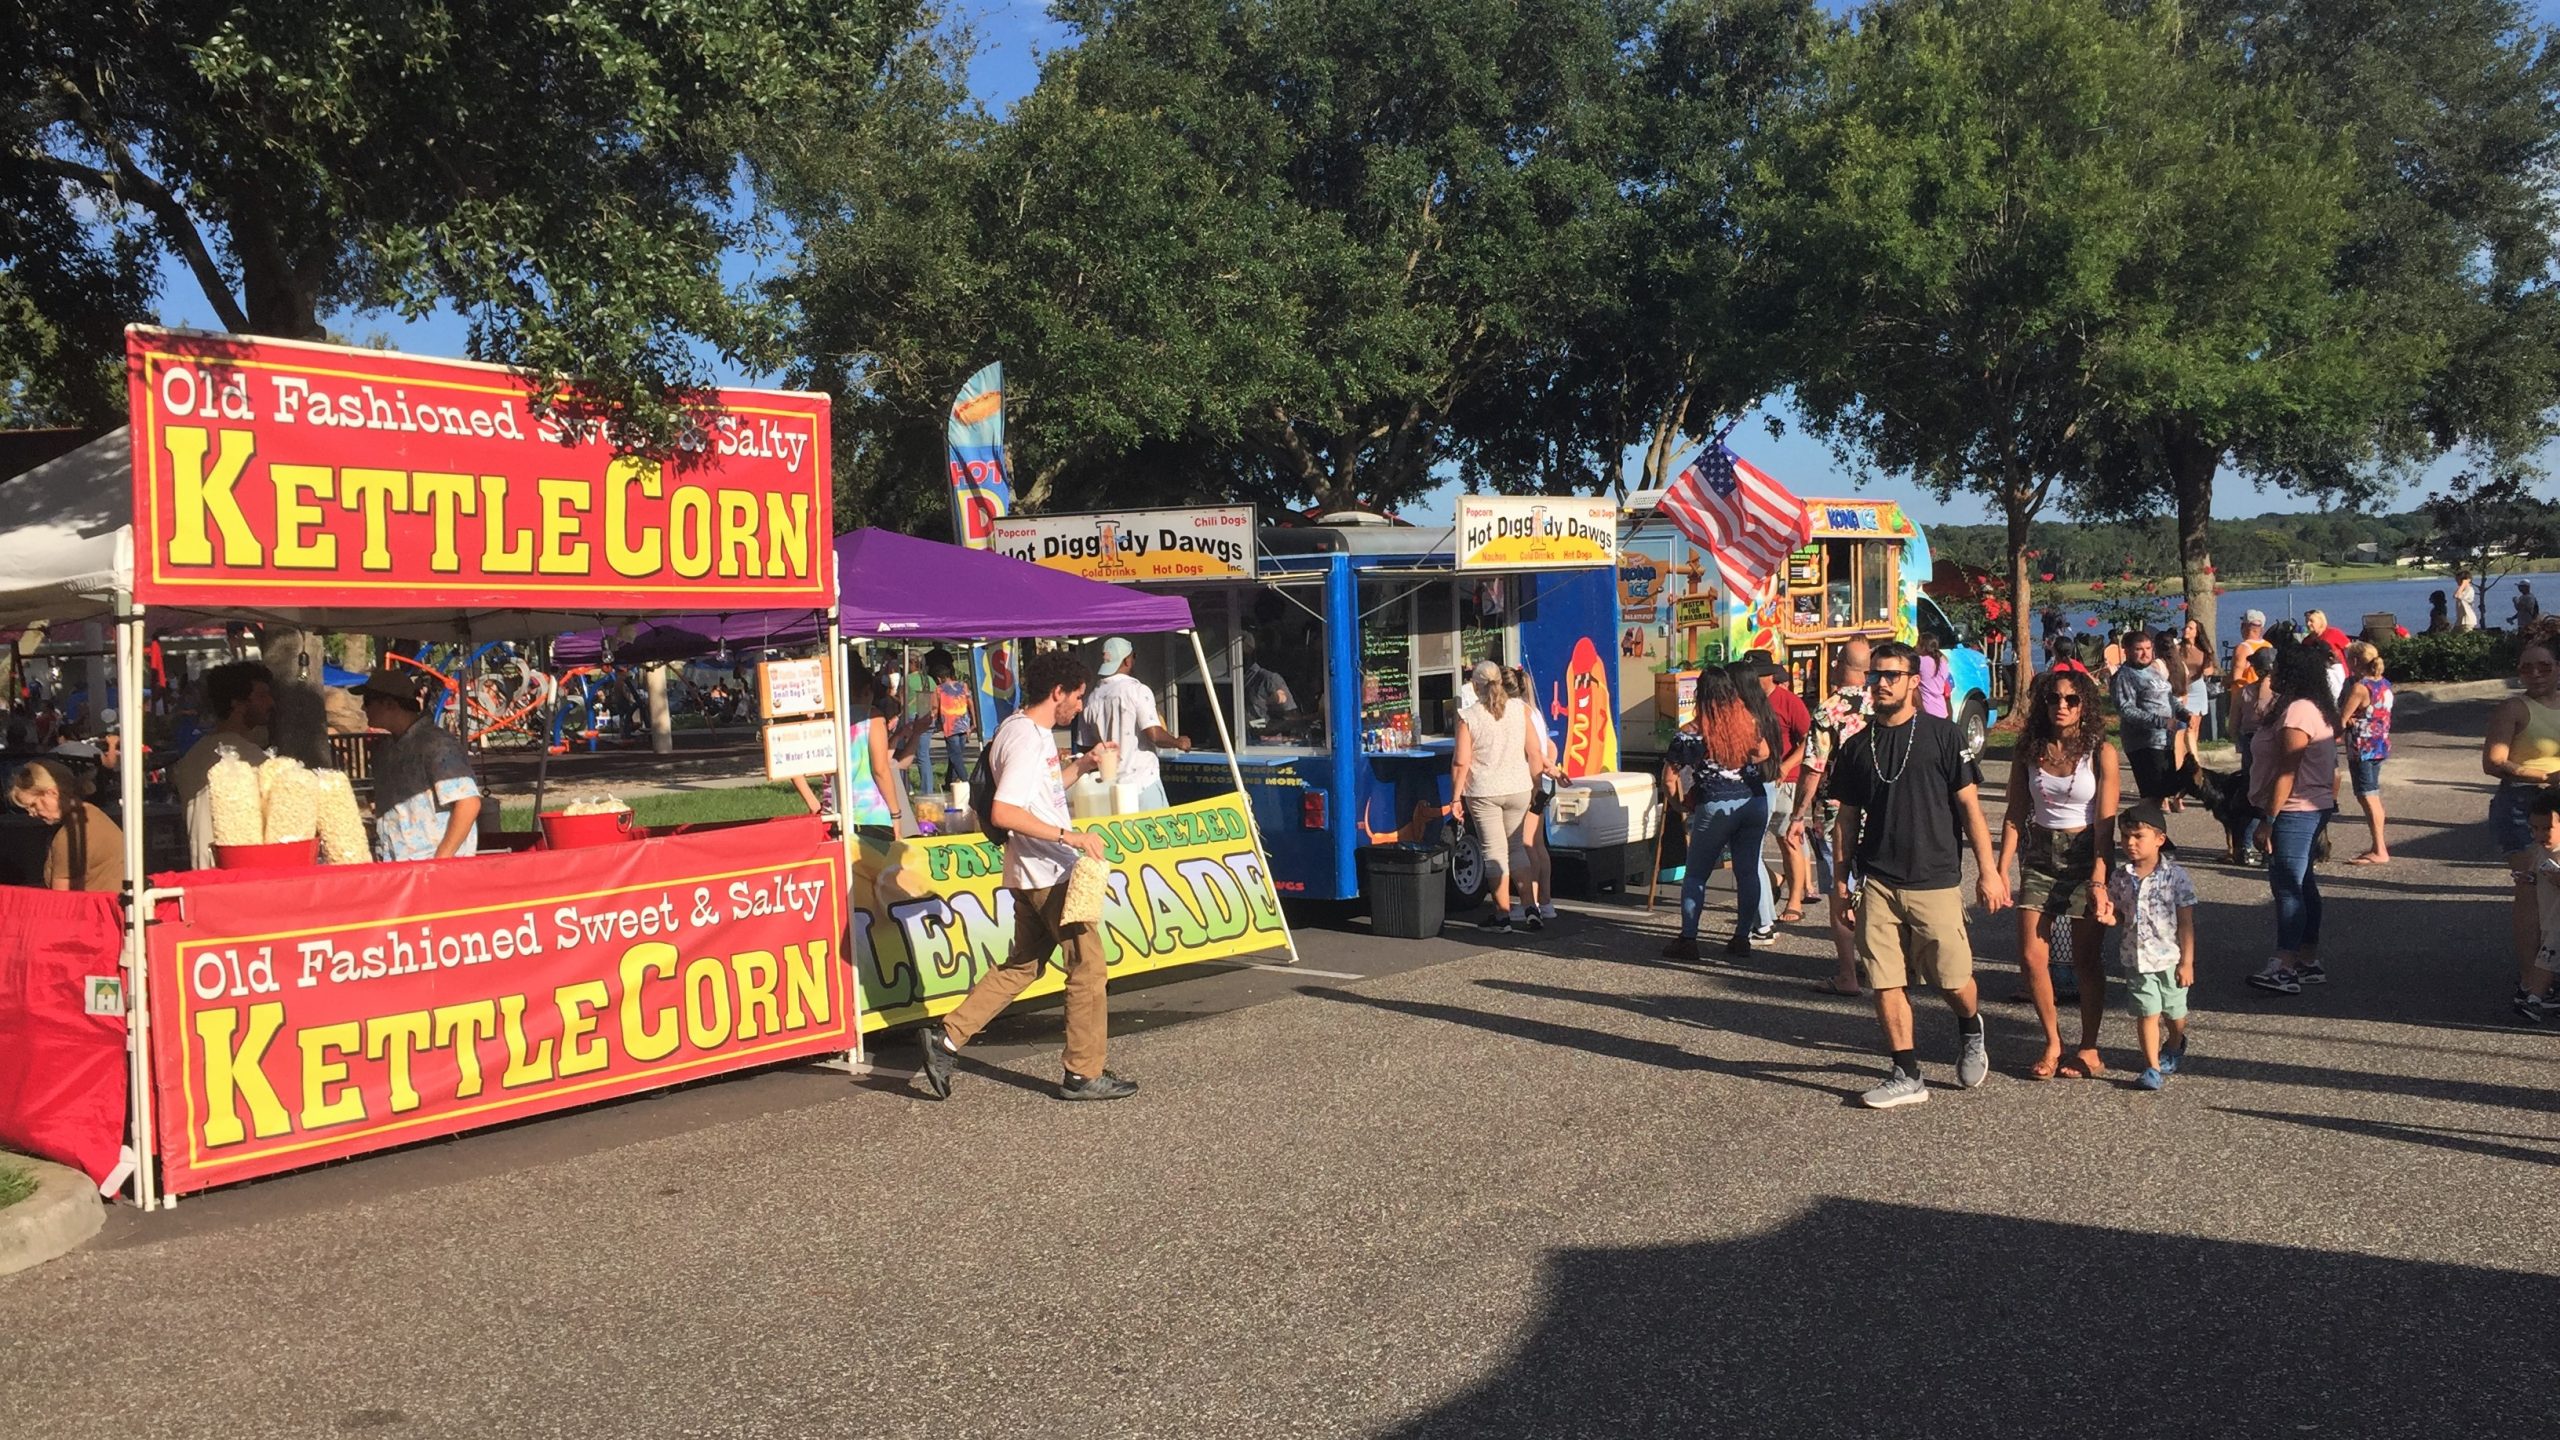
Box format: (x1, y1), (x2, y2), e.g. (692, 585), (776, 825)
(355, 666), (482, 862)
(2230, 610), (2271, 687)
(171, 660), (274, 869)
(2094, 802), (2197, 1090)
(1081, 637), (1189, 811)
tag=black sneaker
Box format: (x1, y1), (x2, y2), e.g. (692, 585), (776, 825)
(2295, 961), (2328, 986)
(1059, 1069), (1138, 1101)
(916, 1024), (956, 1099)
(1749, 924), (1778, 943)
(1661, 936), (1701, 963)
(1523, 913), (1547, 933)
(1479, 910), (1513, 932)
(1724, 933), (1754, 957)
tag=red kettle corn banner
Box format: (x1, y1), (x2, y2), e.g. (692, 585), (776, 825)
(147, 819), (849, 1196)
(127, 328), (832, 610)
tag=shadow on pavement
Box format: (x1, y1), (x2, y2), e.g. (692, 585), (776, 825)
(1294, 984), (1870, 1101)
(2216, 1107), (2560, 1168)
(1385, 1197), (2557, 1438)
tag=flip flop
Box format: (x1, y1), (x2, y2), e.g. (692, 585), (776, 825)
(2058, 1048), (2106, 1079)
(2346, 853), (2389, 866)
(1779, 908), (1806, 924)
(1808, 979), (1864, 998)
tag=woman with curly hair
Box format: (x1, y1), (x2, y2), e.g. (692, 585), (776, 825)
(1996, 669), (2120, 1078)
(1662, 667), (1773, 961)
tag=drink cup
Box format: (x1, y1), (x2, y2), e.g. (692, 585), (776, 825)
(1096, 745), (1120, 783)
(948, 780), (970, 810)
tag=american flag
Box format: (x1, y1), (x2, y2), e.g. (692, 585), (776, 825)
(1657, 444), (1813, 598)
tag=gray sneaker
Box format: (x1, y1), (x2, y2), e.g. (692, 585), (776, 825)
(1859, 1067), (1929, 1110)
(1956, 1028), (1990, 1089)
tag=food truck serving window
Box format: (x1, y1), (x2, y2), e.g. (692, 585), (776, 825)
(1358, 575), (1514, 741)
(1171, 582), (1328, 753)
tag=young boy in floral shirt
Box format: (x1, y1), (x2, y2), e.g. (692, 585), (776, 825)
(2096, 803), (2197, 1089)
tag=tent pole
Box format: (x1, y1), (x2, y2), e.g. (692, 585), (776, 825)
(115, 600), (157, 1210)
(826, 610), (867, 1068)
(1188, 627), (1300, 967)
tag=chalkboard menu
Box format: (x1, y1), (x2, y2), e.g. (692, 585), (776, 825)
(1361, 625), (1415, 749)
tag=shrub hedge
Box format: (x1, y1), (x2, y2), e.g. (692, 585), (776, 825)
(2378, 629), (2522, 682)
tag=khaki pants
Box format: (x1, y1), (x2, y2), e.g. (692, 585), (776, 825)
(939, 881), (1109, 1077)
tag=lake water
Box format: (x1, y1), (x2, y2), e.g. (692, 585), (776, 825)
(2039, 574), (2542, 656)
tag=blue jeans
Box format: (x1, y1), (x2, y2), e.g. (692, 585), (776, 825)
(918, 731), (968, 795)
(2266, 808), (2332, 953)
(1681, 790), (1769, 941)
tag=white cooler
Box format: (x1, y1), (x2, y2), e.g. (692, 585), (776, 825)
(1544, 772), (1663, 896)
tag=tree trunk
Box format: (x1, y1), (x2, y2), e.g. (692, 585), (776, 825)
(646, 664), (674, 756)
(2166, 424), (2222, 653)
(2006, 494), (2036, 707)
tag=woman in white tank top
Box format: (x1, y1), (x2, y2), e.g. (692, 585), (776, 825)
(1996, 669), (2120, 1080)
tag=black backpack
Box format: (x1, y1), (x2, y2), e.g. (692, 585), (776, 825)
(970, 731), (1008, 847)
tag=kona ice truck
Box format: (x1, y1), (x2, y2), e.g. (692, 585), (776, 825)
(1617, 493), (2000, 758)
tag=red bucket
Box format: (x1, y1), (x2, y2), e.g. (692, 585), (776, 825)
(215, 839), (319, 870)
(539, 809), (636, 850)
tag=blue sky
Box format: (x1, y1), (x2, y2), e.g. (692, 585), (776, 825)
(148, 0), (2549, 529)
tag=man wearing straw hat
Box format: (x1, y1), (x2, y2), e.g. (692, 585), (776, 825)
(917, 648), (1133, 1101)
(353, 665), (482, 863)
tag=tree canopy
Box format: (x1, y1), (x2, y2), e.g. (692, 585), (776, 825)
(4, 0), (926, 437)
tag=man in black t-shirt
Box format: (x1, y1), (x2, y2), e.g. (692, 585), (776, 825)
(1829, 640), (2011, 1110)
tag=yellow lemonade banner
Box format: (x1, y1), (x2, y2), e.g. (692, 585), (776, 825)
(852, 793), (1287, 1031)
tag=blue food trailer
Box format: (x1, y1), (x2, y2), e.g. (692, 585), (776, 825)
(1130, 512), (1644, 905)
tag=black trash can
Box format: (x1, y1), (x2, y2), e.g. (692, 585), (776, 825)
(1359, 844), (1450, 939)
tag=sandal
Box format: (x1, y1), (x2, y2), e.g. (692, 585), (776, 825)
(1808, 979), (1864, 998)
(2058, 1048), (2106, 1079)
(1779, 907), (1805, 924)
(2346, 852), (2389, 866)
(2027, 1051), (2062, 1081)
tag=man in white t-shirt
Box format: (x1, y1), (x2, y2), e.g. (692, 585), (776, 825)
(917, 649), (1133, 1101)
(1080, 636), (1191, 810)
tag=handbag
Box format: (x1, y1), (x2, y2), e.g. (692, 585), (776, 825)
(1530, 772), (1559, 814)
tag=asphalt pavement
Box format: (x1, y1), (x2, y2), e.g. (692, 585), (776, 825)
(4, 692), (2553, 1438)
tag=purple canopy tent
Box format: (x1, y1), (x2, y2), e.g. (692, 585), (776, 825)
(556, 528), (1194, 662)
(557, 526), (1295, 967)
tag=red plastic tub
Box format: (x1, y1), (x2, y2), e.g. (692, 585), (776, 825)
(539, 809), (637, 850)
(215, 839), (319, 870)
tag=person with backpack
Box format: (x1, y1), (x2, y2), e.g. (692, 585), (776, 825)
(916, 649), (1133, 1102)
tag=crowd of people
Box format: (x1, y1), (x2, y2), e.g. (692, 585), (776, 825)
(1646, 607), (2436, 1104)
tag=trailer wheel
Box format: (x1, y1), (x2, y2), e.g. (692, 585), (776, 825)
(1448, 828), (1492, 908)
(1959, 696), (1990, 762)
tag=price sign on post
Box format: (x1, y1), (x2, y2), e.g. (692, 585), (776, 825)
(764, 717), (841, 780)
(759, 655), (834, 718)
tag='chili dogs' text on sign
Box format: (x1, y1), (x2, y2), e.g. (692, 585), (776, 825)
(146, 820), (851, 1196)
(126, 328), (833, 610)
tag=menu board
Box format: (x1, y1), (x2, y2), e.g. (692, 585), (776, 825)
(1787, 546), (1822, 588)
(1361, 626), (1415, 749)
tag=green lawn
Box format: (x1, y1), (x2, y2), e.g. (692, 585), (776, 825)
(498, 784), (810, 832)
(0, 1158), (35, 1210)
